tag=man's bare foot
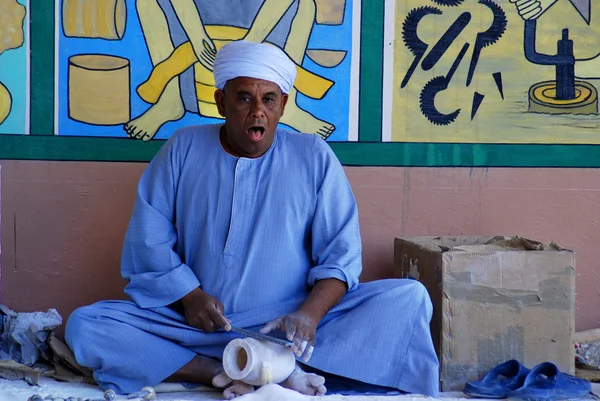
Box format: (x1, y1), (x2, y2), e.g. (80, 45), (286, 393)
(213, 371), (255, 399)
(280, 365), (327, 396)
(124, 81), (185, 141)
(280, 90), (336, 139)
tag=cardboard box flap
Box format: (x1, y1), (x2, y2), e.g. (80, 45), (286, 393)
(448, 236), (566, 253)
(397, 236), (492, 253)
(397, 236), (569, 254)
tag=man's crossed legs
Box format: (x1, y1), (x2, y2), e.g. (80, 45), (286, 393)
(65, 280), (439, 398)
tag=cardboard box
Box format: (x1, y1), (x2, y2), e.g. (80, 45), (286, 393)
(394, 236), (575, 392)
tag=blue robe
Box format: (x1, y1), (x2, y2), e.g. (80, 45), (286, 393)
(65, 125), (440, 397)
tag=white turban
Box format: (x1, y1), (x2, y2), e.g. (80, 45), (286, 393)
(213, 40), (297, 94)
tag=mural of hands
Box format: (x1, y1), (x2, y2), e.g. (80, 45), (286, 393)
(509, 0), (558, 20)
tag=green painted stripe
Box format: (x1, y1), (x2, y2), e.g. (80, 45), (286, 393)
(0, 136), (164, 162)
(328, 142), (600, 167)
(29, 0), (55, 135)
(358, 0), (384, 142)
(3, 135), (600, 167)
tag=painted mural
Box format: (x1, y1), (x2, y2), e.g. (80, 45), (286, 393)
(388, 0), (600, 144)
(3, 0), (600, 165)
(0, 0), (28, 135)
(55, 0), (360, 142)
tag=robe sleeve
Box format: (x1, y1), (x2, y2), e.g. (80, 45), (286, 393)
(121, 131), (200, 308)
(307, 139), (362, 292)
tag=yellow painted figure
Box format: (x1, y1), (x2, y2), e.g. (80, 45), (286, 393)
(0, 0), (26, 54)
(126, 0), (342, 141)
(0, 82), (11, 125)
(0, 0), (26, 126)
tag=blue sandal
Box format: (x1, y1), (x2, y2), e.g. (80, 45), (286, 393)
(464, 359), (531, 399)
(507, 362), (591, 401)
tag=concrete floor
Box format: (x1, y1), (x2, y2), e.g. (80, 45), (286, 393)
(3, 377), (599, 401)
(0, 377), (491, 401)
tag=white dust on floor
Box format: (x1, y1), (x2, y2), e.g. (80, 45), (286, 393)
(0, 377), (529, 401)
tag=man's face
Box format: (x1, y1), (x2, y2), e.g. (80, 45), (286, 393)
(215, 77), (289, 158)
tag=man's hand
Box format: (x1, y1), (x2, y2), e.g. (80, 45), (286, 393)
(509, 0), (558, 20)
(181, 288), (231, 332)
(260, 311), (317, 362)
(170, 0), (217, 71)
(195, 38), (217, 72)
(260, 278), (348, 362)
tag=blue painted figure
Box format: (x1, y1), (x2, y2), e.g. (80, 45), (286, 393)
(65, 41), (440, 399)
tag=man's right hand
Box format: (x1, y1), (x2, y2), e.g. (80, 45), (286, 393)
(181, 288), (231, 332)
(509, 0), (558, 21)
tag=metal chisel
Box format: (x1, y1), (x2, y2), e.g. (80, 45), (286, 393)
(229, 326), (294, 348)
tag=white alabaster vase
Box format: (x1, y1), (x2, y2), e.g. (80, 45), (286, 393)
(222, 337), (296, 386)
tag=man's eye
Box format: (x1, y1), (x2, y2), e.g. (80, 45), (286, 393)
(240, 96), (250, 102)
(264, 97), (274, 102)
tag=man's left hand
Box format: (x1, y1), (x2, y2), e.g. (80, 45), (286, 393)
(260, 312), (317, 362)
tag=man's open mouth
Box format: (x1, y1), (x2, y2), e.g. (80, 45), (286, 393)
(247, 126), (265, 141)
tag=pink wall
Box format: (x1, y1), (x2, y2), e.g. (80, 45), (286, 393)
(1, 161), (599, 336)
(349, 167), (600, 331)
